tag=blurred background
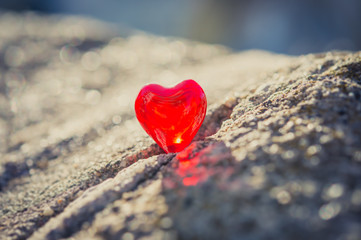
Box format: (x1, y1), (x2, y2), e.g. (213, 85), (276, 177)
(0, 0), (360, 55)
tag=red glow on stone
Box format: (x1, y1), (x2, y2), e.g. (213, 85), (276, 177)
(162, 142), (236, 189)
(183, 175), (201, 186)
(135, 79), (207, 153)
(175, 142), (214, 186)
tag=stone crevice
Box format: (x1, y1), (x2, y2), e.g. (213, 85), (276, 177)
(29, 154), (174, 240)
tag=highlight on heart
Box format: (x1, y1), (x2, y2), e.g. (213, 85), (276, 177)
(134, 79), (207, 153)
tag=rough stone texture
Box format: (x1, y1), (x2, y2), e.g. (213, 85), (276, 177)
(1, 13), (361, 240)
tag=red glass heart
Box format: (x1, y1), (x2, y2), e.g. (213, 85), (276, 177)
(135, 79), (207, 153)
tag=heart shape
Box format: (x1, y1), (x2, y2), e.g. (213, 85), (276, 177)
(135, 79), (207, 153)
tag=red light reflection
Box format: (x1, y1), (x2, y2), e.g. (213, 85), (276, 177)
(170, 141), (233, 187)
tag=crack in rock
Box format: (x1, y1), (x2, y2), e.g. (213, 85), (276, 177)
(29, 154), (174, 240)
(0, 143), (163, 240)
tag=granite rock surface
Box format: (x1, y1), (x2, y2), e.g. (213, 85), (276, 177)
(0, 13), (361, 240)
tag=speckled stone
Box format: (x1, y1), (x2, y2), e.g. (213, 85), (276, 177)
(0, 13), (360, 240)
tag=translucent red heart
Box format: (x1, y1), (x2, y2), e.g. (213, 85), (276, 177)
(135, 79), (207, 153)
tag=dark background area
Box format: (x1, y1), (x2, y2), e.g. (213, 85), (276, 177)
(0, 0), (360, 54)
